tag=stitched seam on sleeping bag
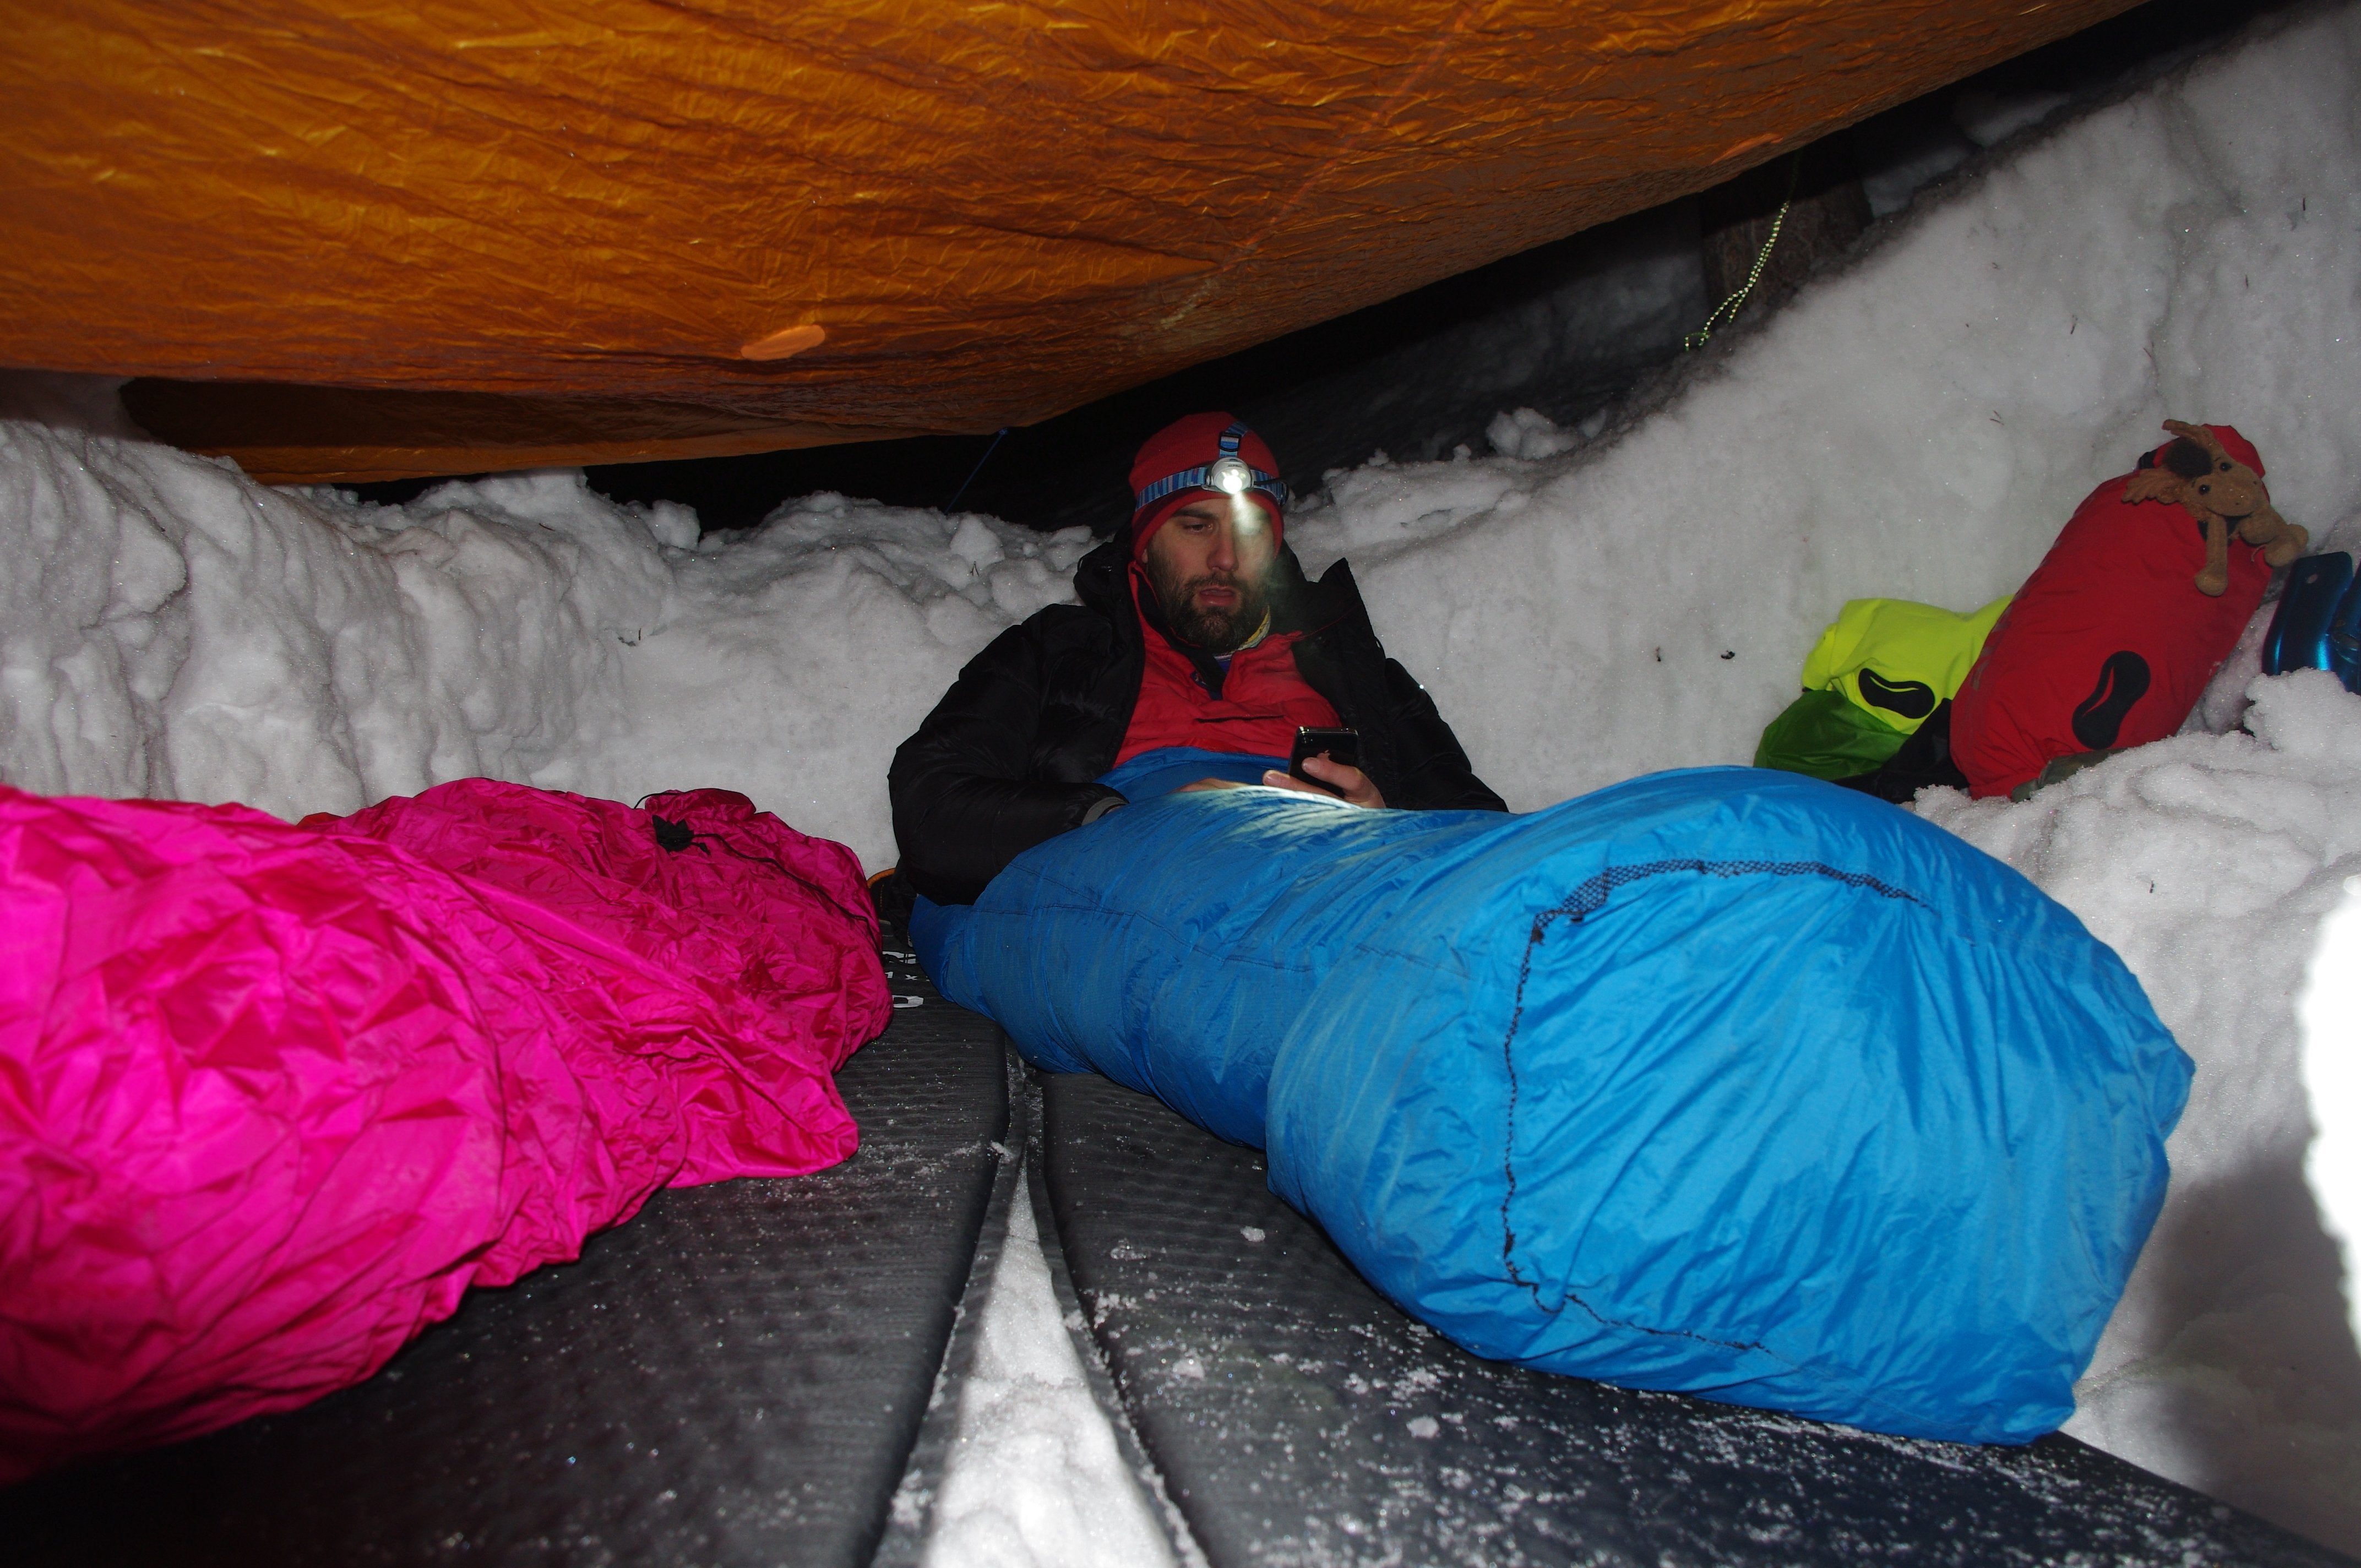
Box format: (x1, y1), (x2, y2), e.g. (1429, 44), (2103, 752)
(1497, 858), (1925, 1357)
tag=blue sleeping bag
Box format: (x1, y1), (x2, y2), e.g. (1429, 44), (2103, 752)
(914, 759), (2188, 1442)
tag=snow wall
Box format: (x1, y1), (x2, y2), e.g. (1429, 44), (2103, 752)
(1, 0), (2357, 1551)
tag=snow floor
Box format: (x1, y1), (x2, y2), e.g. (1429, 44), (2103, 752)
(2, 0), (2359, 1556)
(921, 1193), (1179, 1568)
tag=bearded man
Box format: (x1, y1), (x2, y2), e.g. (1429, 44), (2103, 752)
(888, 412), (1503, 906)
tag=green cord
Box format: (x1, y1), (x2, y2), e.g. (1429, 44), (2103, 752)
(1684, 159), (1802, 352)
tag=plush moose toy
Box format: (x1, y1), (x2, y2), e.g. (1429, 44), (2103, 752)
(1952, 421), (2297, 799)
(2123, 419), (2308, 595)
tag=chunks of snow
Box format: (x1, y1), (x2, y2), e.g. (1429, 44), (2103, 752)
(1951, 86), (2074, 148)
(1859, 121), (1977, 219)
(0, 402), (1087, 869)
(1918, 672), (2361, 1549)
(1, 0), (2358, 1556)
(635, 498), (700, 551)
(2303, 876), (2361, 1353)
(1483, 405), (1606, 461)
(922, 1191), (1176, 1568)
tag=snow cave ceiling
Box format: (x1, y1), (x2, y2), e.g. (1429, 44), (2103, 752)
(4, 0), (2156, 486)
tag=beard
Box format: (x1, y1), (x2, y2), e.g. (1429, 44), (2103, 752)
(1146, 560), (1272, 654)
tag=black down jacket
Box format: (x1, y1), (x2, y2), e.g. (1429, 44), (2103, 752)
(889, 536), (1504, 904)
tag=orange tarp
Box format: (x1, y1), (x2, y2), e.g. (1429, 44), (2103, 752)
(2, 0), (2135, 482)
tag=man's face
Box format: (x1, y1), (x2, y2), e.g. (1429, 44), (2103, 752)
(1141, 494), (1278, 653)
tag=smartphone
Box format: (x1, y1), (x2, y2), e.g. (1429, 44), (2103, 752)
(1288, 726), (1362, 793)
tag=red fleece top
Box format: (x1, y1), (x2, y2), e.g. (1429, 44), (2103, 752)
(1116, 577), (1340, 764)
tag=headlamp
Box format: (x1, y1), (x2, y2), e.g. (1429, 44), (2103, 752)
(1133, 420), (1289, 520)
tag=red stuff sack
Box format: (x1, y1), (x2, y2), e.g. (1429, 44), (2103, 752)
(1952, 426), (2273, 797)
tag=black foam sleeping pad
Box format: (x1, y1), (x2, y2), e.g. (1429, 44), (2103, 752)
(2, 944), (1008, 1568)
(1040, 1070), (2355, 1568)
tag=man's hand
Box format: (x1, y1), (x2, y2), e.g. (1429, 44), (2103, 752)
(1261, 755), (1385, 808)
(1171, 761), (1384, 808)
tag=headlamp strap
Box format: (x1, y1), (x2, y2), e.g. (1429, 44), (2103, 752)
(1133, 421), (1289, 514)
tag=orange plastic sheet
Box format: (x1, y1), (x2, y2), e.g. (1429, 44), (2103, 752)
(1, 0), (2135, 482)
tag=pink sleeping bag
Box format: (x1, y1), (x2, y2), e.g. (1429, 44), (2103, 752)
(0, 779), (888, 1483)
